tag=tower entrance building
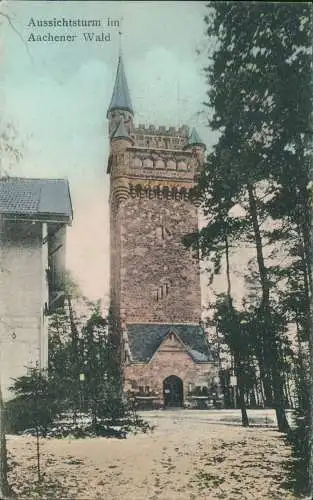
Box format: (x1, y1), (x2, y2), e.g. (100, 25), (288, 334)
(107, 54), (219, 408)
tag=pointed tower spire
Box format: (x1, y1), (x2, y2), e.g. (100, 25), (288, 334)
(188, 127), (206, 149)
(111, 117), (132, 142)
(107, 43), (134, 117)
(183, 127), (206, 166)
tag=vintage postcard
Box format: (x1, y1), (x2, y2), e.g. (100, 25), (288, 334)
(0, 1), (311, 498)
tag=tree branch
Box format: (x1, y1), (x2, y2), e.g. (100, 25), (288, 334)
(0, 10), (33, 63)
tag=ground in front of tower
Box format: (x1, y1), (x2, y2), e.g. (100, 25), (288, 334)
(8, 410), (296, 499)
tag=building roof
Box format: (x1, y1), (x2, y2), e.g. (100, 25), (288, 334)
(187, 127), (206, 149)
(126, 323), (214, 363)
(107, 54), (134, 117)
(111, 117), (131, 141)
(0, 177), (73, 222)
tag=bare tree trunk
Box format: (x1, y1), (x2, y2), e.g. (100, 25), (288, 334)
(67, 295), (80, 425)
(234, 354), (249, 426)
(225, 230), (249, 427)
(256, 353), (273, 406)
(248, 184), (290, 433)
(306, 111), (313, 496)
(308, 288), (313, 497)
(254, 378), (261, 407)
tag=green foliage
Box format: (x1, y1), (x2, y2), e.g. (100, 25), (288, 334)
(0, 119), (23, 176)
(192, 1), (312, 435)
(200, 0), (312, 489)
(6, 300), (149, 437)
(214, 296), (249, 355)
(285, 355), (310, 495)
(5, 369), (58, 434)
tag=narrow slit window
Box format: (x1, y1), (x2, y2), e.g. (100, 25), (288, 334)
(158, 222), (172, 241)
(154, 284), (169, 301)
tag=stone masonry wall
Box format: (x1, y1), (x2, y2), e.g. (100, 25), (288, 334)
(124, 336), (218, 403)
(109, 198), (123, 327)
(119, 195), (201, 324)
(108, 122), (203, 327)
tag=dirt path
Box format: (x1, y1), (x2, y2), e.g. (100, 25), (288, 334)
(7, 412), (298, 499)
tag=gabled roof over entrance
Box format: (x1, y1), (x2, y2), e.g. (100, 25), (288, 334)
(126, 323), (214, 363)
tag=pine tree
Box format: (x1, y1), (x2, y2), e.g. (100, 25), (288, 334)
(198, 0), (312, 435)
(196, 1), (313, 493)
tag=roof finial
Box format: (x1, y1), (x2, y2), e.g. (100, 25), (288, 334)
(118, 16), (123, 58)
(107, 26), (134, 117)
(118, 30), (122, 58)
(177, 80), (180, 128)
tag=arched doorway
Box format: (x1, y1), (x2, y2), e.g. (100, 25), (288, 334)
(163, 375), (184, 408)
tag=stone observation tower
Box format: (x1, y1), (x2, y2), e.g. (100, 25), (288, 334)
(107, 52), (220, 408)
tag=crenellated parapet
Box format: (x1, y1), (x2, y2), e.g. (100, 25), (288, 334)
(135, 124), (189, 136)
(106, 60), (205, 207)
(108, 137), (202, 208)
(108, 121), (206, 170)
(133, 124), (189, 151)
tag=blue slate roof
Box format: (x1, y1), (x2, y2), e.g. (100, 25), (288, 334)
(126, 323), (214, 363)
(188, 127), (206, 148)
(0, 177), (73, 221)
(111, 117), (131, 141)
(107, 54), (134, 116)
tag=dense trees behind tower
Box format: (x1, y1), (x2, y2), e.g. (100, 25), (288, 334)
(188, 2), (313, 495)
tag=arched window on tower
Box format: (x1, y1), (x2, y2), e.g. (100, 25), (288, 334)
(133, 157), (142, 168)
(143, 158), (153, 169)
(167, 160), (176, 170)
(155, 159), (165, 169)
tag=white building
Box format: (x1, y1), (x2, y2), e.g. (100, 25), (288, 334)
(0, 177), (73, 399)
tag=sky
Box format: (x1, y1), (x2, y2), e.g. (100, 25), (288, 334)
(0, 0), (225, 304)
